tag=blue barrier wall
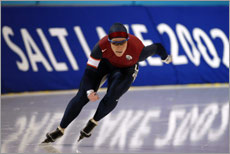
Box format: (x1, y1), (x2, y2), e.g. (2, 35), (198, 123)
(1, 6), (229, 93)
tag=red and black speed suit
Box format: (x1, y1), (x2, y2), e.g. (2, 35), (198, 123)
(60, 34), (168, 128)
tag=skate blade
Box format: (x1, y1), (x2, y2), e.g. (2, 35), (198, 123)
(41, 138), (52, 143)
(77, 135), (84, 142)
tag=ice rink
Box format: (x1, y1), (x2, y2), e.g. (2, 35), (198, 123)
(1, 85), (229, 153)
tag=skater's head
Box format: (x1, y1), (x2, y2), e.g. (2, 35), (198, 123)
(108, 23), (128, 39)
(108, 23), (129, 57)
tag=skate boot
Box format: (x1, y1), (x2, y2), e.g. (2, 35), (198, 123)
(78, 119), (98, 142)
(42, 127), (64, 143)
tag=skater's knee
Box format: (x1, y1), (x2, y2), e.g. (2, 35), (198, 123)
(101, 95), (118, 110)
(103, 94), (118, 104)
(70, 91), (89, 106)
(105, 88), (122, 100)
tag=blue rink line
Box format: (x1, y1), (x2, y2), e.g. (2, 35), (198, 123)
(1, 84), (229, 153)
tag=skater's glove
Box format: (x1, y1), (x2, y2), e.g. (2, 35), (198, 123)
(87, 89), (99, 102)
(162, 55), (172, 64)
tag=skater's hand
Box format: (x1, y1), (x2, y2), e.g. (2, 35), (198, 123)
(88, 92), (99, 102)
(162, 55), (172, 64)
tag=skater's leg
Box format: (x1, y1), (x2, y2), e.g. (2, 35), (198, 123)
(60, 89), (89, 129)
(42, 90), (89, 143)
(93, 70), (134, 121)
(77, 70), (133, 142)
(77, 64), (138, 142)
(43, 60), (109, 143)
(60, 63), (109, 129)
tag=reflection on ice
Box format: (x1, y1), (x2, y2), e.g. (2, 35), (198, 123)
(1, 86), (229, 153)
(1, 102), (228, 153)
(39, 143), (61, 153)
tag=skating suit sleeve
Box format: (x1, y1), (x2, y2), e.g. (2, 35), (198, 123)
(82, 42), (102, 91)
(138, 43), (168, 62)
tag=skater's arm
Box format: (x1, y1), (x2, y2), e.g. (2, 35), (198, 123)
(81, 69), (100, 102)
(82, 42), (102, 101)
(83, 42), (102, 89)
(86, 42), (102, 69)
(82, 68), (99, 91)
(138, 43), (172, 63)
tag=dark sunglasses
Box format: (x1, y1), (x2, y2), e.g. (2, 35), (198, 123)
(108, 37), (129, 46)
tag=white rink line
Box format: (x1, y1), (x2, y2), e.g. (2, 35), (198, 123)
(1, 83), (228, 98)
